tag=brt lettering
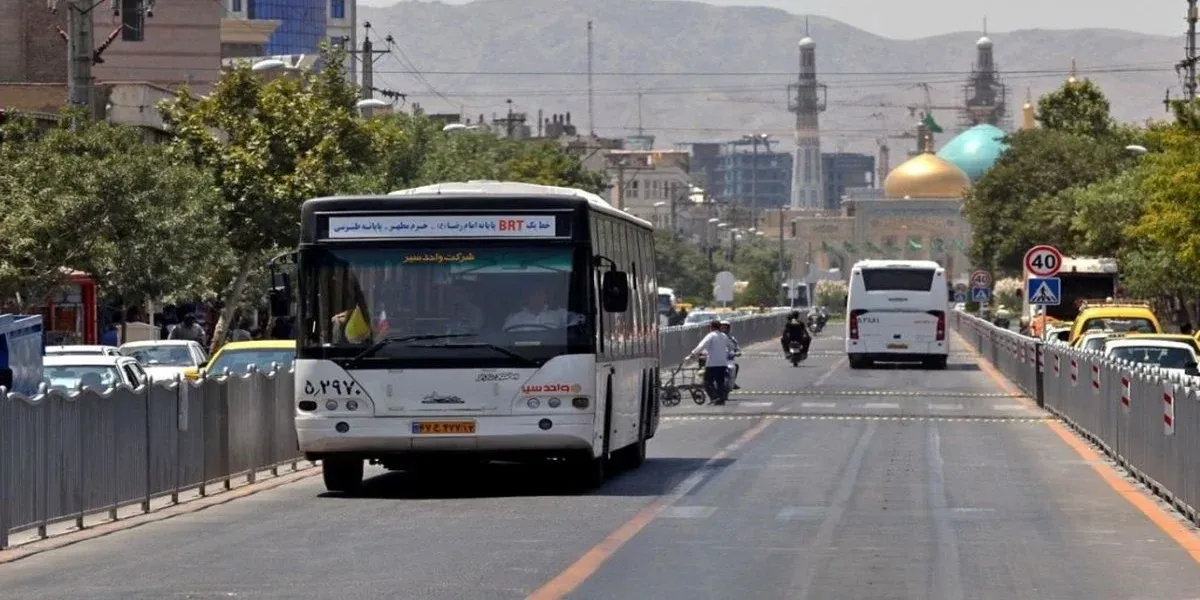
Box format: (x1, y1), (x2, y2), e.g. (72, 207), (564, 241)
(499, 219), (525, 231)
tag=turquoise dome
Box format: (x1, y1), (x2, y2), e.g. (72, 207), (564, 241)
(936, 124), (1008, 182)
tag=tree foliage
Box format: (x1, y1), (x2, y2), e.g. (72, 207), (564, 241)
(963, 128), (1132, 273)
(1036, 78), (1113, 136)
(0, 118), (221, 309)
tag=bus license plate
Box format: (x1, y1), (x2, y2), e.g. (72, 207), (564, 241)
(412, 421), (476, 435)
(887, 343), (909, 350)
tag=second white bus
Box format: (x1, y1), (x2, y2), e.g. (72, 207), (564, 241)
(845, 259), (949, 369)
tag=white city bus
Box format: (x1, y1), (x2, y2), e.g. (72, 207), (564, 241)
(293, 182), (660, 492)
(845, 259), (949, 370)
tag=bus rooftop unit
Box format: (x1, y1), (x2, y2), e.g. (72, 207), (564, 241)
(293, 181), (660, 493)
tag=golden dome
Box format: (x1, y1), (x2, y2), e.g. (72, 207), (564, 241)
(882, 151), (971, 199)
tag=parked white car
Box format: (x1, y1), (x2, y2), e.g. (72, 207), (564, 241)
(1075, 331), (1124, 353)
(118, 340), (208, 381)
(1103, 338), (1200, 376)
(43, 354), (149, 392)
(44, 345), (122, 357)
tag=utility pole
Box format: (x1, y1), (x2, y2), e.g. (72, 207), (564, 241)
(65, 0), (98, 123)
(1179, 0), (1199, 101)
(586, 21), (595, 137)
(349, 22), (392, 100)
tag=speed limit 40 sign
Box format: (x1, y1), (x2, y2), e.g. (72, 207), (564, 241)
(969, 270), (992, 287)
(1024, 245), (1063, 277)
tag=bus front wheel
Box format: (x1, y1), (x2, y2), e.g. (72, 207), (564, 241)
(322, 457), (364, 493)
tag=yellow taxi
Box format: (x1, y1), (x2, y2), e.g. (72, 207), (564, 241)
(1067, 300), (1161, 345)
(183, 339), (295, 381)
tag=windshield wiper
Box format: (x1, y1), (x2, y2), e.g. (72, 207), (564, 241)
(409, 342), (541, 367)
(347, 333), (476, 364)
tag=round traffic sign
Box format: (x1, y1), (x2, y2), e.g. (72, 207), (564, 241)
(969, 270), (992, 287)
(1024, 245), (1063, 277)
(954, 282), (968, 293)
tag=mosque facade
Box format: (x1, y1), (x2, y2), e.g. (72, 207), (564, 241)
(772, 33), (1036, 285)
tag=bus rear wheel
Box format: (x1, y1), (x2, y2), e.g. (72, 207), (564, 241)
(322, 457), (364, 493)
(924, 356), (948, 370)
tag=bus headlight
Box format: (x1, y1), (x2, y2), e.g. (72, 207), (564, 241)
(547, 397), (561, 408)
(325, 400), (338, 411)
(346, 400), (359, 411)
(526, 397), (540, 409)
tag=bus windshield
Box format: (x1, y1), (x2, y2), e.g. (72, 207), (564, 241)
(300, 244), (592, 359)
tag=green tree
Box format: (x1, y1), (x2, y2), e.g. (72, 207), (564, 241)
(160, 46), (373, 348)
(1066, 168), (1144, 257)
(1037, 78), (1113, 137)
(962, 128), (1134, 273)
(653, 230), (714, 301)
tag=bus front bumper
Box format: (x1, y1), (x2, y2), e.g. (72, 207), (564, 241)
(295, 414), (597, 454)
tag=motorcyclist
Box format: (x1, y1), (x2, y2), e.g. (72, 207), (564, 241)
(781, 310), (811, 359)
(719, 320), (741, 390)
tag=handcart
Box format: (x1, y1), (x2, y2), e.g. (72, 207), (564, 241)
(660, 355), (710, 406)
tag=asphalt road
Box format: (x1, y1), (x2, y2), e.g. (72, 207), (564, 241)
(1, 332), (1198, 599)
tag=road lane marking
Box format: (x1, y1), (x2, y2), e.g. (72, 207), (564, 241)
(737, 401), (775, 408)
(776, 506), (827, 520)
(967, 333), (1200, 565)
(813, 356), (847, 387)
(927, 424), (965, 600)
(788, 421), (878, 599)
(660, 506), (717, 519)
(525, 417), (775, 600)
(729, 390), (1023, 397)
(928, 403), (964, 410)
(800, 401), (837, 409)
(663, 414), (1052, 423)
(862, 402), (900, 409)
(991, 403), (1030, 411)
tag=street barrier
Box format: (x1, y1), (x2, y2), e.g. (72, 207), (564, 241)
(0, 312), (786, 548)
(952, 311), (1199, 528)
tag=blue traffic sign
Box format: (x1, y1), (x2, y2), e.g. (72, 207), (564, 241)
(953, 292), (966, 303)
(971, 287), (991, 303)
(1027, 277), (1061, 306)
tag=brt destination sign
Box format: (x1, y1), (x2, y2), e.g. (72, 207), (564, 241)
(326, 215), (559, 239)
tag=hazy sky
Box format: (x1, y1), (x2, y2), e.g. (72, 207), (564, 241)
(358, 0), (1185, 39)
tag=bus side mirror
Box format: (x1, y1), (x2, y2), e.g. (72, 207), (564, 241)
(1186, 361), (1199, 376)
(601, 271), (629, 313)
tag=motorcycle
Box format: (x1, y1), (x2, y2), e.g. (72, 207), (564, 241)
(788, 341), (806, 367)
(808, 315), (824, 335)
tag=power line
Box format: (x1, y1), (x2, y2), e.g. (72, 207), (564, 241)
(339, 65), (1174, 77)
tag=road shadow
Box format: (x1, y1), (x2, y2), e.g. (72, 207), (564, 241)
(318, 457), (729, 500)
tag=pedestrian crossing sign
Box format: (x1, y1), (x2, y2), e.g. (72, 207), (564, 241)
(1027, 277), (1061, 306)
(954, 292), (966, 303)
(971, 287), (990, 303)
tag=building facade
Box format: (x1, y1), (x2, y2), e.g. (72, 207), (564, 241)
(0, 0), (222, 90)
(821, 152), (875, 210)
(237, 0), (328, 55)
(713, 144), (793, 215)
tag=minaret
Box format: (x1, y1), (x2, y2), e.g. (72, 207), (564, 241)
(1021, 87), (1035, 129)
(1067, 57), (1078, 84)
(961, 20), (1007, 128)
(788, 22), (826, 209)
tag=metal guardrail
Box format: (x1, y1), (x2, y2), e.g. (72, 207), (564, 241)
(0, 312), (786, 549)
(951, 311), (1199, 528)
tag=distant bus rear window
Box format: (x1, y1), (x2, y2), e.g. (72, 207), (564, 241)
(861, 268), (935, 291)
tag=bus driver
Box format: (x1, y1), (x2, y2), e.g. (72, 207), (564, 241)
(503, 285), (581, 330)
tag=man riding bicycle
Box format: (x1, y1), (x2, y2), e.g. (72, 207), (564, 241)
(781, 310), (811, 360)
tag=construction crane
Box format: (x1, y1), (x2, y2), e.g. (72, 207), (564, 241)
(868, 112), (918, 184)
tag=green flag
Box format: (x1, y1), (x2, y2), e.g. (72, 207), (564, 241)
(922, 113), (943, 134)
(908, 237), (922, 250)
(866, 241), (882, 253)
(842, 242), (857, 253)
(821, 241), (834, 253)
(932, 238), (945, 253)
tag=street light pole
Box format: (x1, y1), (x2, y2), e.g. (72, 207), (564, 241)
(778, 211), (787, 305)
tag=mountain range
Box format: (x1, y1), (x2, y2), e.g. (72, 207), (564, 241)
(359, 0), (1182, 155)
